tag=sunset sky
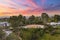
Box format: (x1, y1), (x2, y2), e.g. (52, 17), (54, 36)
(0, 0), (60, 16)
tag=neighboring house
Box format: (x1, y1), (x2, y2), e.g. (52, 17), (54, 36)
(3, 30), (12, 36)
(47, 22), (60, 28)
(23, 24), (45, 28)
(47, 22), (60, 26)
(0, 22), (10, 27)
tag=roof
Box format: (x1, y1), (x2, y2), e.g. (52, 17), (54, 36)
(0, 22), (9, 24)
(23, 24), (44, 28)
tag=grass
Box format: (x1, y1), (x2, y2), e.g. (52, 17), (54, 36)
(41, 33), (60, 40)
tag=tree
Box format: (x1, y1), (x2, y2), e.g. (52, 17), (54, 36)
(53, 15), (60, 22)
(18, 15), (27, 26)
(41, 13), (49, 24)
(8, 16), (18, 27)
(34, 17), (43, 24)
(6, 33), (20, 40)
(20, 16), (27, 26)
(8, 15), (26, 28)
(8, 15), (22, 40)
(20, 29), (45, 40)
(8, 15), (27, 40)
(28, 15), (35, 24)
(0, 28), (6, 40)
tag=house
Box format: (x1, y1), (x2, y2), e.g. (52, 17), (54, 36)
(0, 22), (10, 27)
(3, 30), (12, 36)
(47, 22), (60, 28)
(23, 24), (45, 28)
(47, 22), (60, 26)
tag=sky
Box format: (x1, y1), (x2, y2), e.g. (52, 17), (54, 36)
(0, 0), (60, 16)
